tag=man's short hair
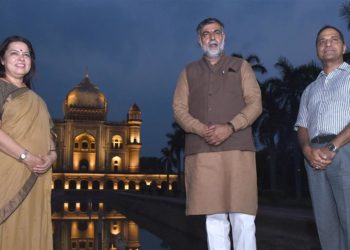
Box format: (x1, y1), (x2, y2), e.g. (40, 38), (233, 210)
(316, 25), (345, 45)
(196, 17), (224, 34)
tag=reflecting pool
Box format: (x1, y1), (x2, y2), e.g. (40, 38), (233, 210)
(52, 196), (178, 250)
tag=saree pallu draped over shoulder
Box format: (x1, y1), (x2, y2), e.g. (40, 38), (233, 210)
(0, 80), (53, 250)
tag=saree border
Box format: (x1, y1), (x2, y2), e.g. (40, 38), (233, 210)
(0, 173), (37, 224)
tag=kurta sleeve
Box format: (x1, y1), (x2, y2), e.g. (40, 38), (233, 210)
(230, 60), (262, 131)
(173, 69), (207, 136)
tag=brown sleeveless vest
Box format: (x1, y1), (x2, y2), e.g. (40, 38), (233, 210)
(185, 55), (256, 156)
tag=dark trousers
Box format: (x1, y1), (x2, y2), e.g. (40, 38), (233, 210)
(306, 142), (350, 250)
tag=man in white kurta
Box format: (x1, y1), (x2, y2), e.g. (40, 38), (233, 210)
(173, 18), (262, 250)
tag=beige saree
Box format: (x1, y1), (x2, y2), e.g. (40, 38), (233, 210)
(0, 80), (53, 250)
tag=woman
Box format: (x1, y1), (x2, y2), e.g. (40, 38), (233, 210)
(0, 36), (56, 249)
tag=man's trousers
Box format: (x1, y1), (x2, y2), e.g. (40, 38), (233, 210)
(206, 212), (256, 250)
(306, 142), (350, 250)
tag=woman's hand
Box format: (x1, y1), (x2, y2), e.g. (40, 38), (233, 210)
(23, 152), (45, 173)
(29, 151), (57, 175)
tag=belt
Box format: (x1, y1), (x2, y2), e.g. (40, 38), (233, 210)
(311, 134), (336, 144)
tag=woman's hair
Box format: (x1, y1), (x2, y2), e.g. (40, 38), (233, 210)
(0, 35), (36, 88)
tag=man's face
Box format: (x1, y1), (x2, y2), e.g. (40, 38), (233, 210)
(198, 22), (225, 58)
(316, 28), (346, 64)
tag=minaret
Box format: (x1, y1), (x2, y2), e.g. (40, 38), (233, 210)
(127, 104), (142, 172)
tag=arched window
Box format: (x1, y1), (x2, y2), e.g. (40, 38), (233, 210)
(129, 181), (136, 190)
(171, 181), (178, 193)
(79, 159), (89, 172)
(92, 180), (100, 190)
(139, 180), (147, 192)
(80, 180), (89, 190)
(82, 141), (88, 150)
(80, 202), (88, 212)
(111, 156), (122, 172)
(68, 202), (75, 211)
(111, 135), (123, 149)
(105, 180), (114, 190)
(161, 181), (168, 192)
(73, 133), (96, 172)
(74, 133), (96, 152)
(150, 181), (158, 193)
(54, 179), (63, 190)
(117, 180), (125, 190)
(69, 180), (77, 190)
(92, 202), (99, 212)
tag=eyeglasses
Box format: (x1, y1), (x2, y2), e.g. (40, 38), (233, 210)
(200, 29), (223, 40)
(6, 49), (31, 59)
(317, 37), (342, 47)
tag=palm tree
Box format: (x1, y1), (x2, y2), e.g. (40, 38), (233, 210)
(166, 122), (185, 174)
(160, 147), (175, 188)
(163, 122), (185, 195)
(340, 1), (350, 30)
(259, 57), (321, 197)
(231, 53), (267, 75)
(339, 2), (350, 63)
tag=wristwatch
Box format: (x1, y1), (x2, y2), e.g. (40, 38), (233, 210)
(19, 149), (28, 161)
(326, 143), (338, 153)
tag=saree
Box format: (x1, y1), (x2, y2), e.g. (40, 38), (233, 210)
(0, 80), (53, 250)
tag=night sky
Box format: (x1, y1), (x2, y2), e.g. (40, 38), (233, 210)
(0, 0), (348, 157)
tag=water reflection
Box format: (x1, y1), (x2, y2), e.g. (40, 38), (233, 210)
(52, 199), (141, 250)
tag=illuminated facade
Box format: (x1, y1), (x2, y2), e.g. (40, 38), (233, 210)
(51, 74), (177, 250)
(52, 74), (178, 191)
(53, 73), (142, 174)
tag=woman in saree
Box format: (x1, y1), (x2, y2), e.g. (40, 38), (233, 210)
(0, 36), (56, 250)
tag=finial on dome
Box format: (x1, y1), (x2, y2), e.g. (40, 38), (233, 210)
(84, 67), (89, 79)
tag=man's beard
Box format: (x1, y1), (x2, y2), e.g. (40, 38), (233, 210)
(201, 39), (225, 58)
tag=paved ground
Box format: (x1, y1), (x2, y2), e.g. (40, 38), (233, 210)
(109, 192), (322, 250)
(256, 205), (321, 250)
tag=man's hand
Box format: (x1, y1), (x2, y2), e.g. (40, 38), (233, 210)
(319, 146), (336, 162)
(302, 145), (332, 170)
(203, 124), (233, 146)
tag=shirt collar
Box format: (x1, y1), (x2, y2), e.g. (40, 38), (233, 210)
(318, 62), (350, 78)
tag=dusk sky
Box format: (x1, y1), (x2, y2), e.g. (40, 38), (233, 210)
(0, 0), (348, 157)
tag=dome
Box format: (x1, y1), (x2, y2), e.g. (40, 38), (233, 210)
(64, 74), (107, 120)
(66, 74), (106, 109)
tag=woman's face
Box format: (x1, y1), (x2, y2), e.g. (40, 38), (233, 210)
(1, 41), (31, 81)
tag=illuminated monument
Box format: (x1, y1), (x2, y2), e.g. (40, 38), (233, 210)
(51, 74), (178, 250)
(53, 73), (141, 175)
